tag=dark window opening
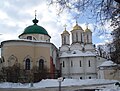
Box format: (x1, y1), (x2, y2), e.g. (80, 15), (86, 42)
(25, 58), (30, 70)
(27, 36), (32, 40)
(71, 61), (73, 67)
(88, 60), (91, 67)
(89, 77), (91, 79)
(80, 77), (82, 79)
(80, 60), (82, 67)
(39, 59), (44, 70)
(63, 61), (65, 67)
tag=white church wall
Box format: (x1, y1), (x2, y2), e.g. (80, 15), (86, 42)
(84, 44), (95, 51)
(60, 58), (70, 77)
(84, 57), (96, 73)
(59, 45), (69, 52)
(60, 56), (97, 79)
(69, 57), (84, 73)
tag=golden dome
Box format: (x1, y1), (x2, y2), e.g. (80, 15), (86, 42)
(61, 28), (69, 35)
(72, 22), (83, 31)
(85, 27), (92, 32)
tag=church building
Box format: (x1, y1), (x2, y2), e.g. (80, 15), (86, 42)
(0, 14), (109, 81)
(59, 22), (106, 79)
(0, 16), (58, 79)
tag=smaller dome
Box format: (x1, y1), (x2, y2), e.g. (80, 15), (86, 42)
(71, 22), (83, 31)
(85, 27), (92, 32)
(61, 28), (69, 35)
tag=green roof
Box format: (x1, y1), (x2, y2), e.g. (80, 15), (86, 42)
(19, 18), (50, 37)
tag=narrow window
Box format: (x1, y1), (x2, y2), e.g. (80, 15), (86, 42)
(63, 61), (65, 67)
(88, 60), (91, 67)
(71, 61), (73, 67)
(64, 36), (66, 44)
(39, 59), (44, 70)
(87, 34), (89, 43)
(80, 60), (82, 67)
(76, 33), (78, 42)
(25, 58), (30, 70)
(81, 33), (83, 42)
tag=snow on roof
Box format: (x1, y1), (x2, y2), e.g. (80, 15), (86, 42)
(2, 39), (48, 43)
(60, 50), (96, 57)
(99, 60), (117, 67)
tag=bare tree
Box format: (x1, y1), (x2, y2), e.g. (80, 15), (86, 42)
(111, 27), (120, 64)
(49, 0), (119, 29)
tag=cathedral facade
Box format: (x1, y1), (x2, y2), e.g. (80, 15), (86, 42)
(59, 22), (105, 79)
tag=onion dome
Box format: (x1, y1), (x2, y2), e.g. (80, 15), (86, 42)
(61, 28), (69, 35)
(19, 17), (50, 38)
(72, 21), (83, 31)
(84, 26), (92, 32)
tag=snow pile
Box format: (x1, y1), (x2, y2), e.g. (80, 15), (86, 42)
(103, 88), (120, 91)
(0, 79), (118, 89)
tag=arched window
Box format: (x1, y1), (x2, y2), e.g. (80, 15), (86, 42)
(8, 55), (17, 66)
(39, 59), (44, 70)
(25, 58), (30, 70)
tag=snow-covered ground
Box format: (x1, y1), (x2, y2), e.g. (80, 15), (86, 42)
(0, 79), (120, 91)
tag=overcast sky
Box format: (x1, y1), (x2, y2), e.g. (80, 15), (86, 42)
(0, 0), (113, 47)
